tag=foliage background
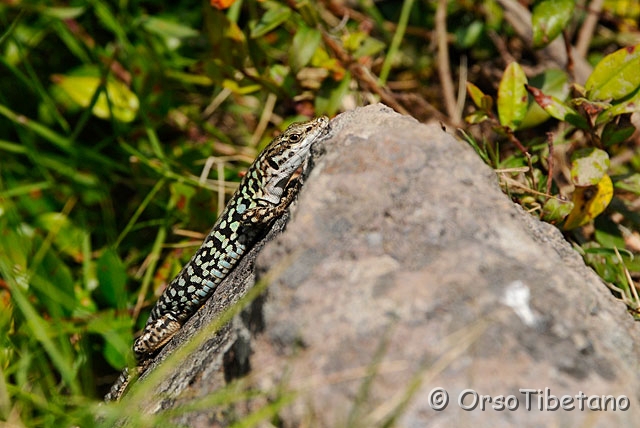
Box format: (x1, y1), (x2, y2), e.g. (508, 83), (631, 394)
(1, 0), (640, 426)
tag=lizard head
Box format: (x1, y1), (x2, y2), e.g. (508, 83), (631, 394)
(256, 115), (330, 204)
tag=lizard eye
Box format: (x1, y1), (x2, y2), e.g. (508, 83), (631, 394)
(289, 133), (301, 142)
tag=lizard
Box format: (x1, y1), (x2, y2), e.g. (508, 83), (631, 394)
(104, 115), (330, 402)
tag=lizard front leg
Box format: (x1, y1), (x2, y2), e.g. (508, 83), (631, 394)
(241, 175), (303, 225)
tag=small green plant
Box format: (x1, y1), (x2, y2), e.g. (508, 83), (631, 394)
(464, 0), (640, 316)
(466, 45), (640, 229)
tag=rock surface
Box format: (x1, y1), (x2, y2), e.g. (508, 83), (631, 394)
(132, 104), (640, 427)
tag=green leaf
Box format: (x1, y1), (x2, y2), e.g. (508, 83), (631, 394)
(33, 250), (76, 317)
(222, 79), (262, 95)
(87, 313), (133, 369)
(93, 1), (127, 44)
(525, 85), (589, 129)
(295, 0), (322, 26)
(249, 3), (291, 38)
(353, 37), (386, 59)
(570, 148), (610, 186)
(601, 121), (636, 146)
(497, 62), (528, 130)
(41, 6), (86, 20)
(455, 20), (484, 48)
(342, 31), (368, 52)
(614, 173), (640, 194)
(595, 92), (640, 125)
(541, 197), (573, 224)
(582, 246), (633, 259)
(35, 213), (86, 262)
(484, 0), (504, 29)
(326, 71), (351, 116)
(467, 82), (486, 109)
(520, 69), (570, 129)
(142, 15), (200, 40)
(465, 111), (490, 124)
(53, 75), (139, 122)
(594, 217), (626, 249)
(583, 250), (626, 287)
(290, 26), (322, 71)
(315, 71), (351, 116)
(96, 249), (128, 310)
(165, 70), (214, 86)
(586, 44), (640, 101)
(532, 0), (575, 48)
(602, 0), (640, 21)
(459, 129), (490, 164)
(0, 229), (30, 280)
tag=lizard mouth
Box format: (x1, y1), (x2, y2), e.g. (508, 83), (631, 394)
(291, 164), (304, 180)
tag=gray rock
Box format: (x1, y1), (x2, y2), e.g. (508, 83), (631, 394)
(132, 104), (640, 427)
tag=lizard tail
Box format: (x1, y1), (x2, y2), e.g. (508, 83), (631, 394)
(104, 368), (132, 402)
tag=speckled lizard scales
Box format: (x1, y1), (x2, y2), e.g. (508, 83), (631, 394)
(105, 116), (329, 401)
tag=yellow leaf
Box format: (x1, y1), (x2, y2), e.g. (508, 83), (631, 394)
(563, 174), (614, 230)
(221, 79), (261, 95)
(53, 75), (139, 123)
